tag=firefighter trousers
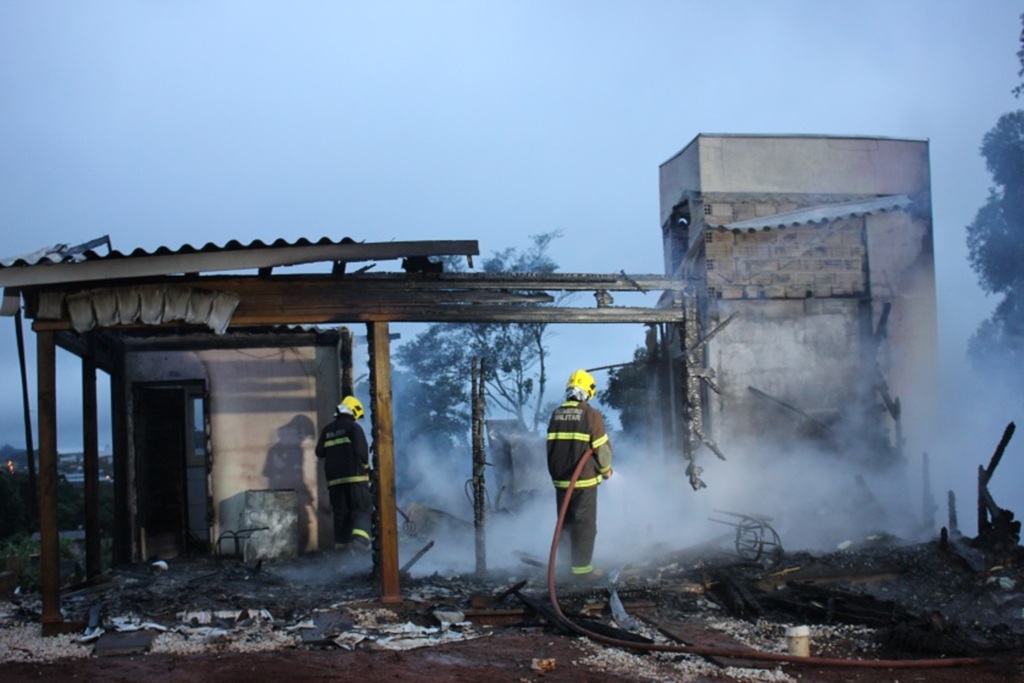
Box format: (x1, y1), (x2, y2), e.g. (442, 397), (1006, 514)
(554, 485), (598, 573)
(328, 482), (372, 546)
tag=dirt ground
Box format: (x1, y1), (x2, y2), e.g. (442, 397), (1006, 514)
(2, 532), (1024, 682)
(0, 631), (1021, 683)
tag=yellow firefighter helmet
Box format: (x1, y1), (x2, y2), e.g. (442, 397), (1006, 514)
(338, 395), (365, 420)
(566, 369), (597, 400)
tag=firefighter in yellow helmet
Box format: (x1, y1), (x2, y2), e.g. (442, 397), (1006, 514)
(546, 369), (613, 580)
(315, 396), (372, 551)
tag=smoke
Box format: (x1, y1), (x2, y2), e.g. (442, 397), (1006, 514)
(364, 313), (1024, 579)
(911, 354), (1024, 537)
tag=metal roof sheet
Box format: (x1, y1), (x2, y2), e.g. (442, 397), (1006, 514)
(0, 237), (479, 288)
(716, 194), (912, 232)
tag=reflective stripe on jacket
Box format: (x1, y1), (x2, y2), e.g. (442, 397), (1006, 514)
(546, 399), (612, 487)
(315, 413), (370, 484)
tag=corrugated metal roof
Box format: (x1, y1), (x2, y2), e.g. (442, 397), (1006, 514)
(0, 237), (479, 288)
(716, 194), (912, 233)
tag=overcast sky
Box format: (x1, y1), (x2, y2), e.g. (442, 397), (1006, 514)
(1, 2), (1021, 508)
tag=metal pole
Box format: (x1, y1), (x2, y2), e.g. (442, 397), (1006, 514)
(14, 307), (37, 518)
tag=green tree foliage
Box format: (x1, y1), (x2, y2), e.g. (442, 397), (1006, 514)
(394, 232), (561, 444)
(599, 346), (651, 436)
(0, 471), (29, 540)
(966, 18), (1024, 373)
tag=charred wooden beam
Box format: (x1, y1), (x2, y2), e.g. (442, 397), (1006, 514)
(471, 357), (487, 577)
(117, 328), (343, 352)
(33, 304), (686, 330)
(747, 385), (833, 438)
(682, 290), (706, 490)
(399, 540), (435, 577)
(339, 327), (354, 398)
(33, 271), (687, 295)
(983, 422), (1015, 485)
(367, 322), (401, 603)
(763, 582), (908, 627)
(977, 422), (1017, 540)
(229, 304), (688, 326)
(921, 452), (937, 532)
(947, 489), (960, 538)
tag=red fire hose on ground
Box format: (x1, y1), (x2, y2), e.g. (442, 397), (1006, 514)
(544, 450), (1007, 670)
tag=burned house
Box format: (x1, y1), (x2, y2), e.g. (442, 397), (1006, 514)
(0, 237), (685, 632)
(658, 134), (937, 471)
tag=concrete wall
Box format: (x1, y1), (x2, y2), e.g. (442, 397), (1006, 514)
(864, 210), (938, 447)
(659, 134), (930, 225)
(709, 298), (871, 452)
(658, 134), (935, 462)
(124, 345), (339, 555)
(705, 219), (867, 300)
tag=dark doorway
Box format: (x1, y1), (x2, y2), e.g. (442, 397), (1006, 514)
(134, 382), (209, 559)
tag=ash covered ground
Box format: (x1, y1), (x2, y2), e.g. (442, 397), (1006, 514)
(2, 524), (1023, 682)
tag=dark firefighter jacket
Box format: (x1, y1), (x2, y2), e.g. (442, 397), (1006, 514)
(315, 413), (370, 486)
(546, 399), (613, 489)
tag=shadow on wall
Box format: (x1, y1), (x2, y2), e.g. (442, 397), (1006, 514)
(263, 415), (317, 551)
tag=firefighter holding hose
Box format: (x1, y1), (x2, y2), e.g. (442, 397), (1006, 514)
(315, 396), (372, 552)
(547, 369), (613, 581)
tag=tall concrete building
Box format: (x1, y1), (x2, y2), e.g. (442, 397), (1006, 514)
(660, 134), (936, 470)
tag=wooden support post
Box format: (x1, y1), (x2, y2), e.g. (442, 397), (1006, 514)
(340, 326), (354, 397)
(682, 290), (706, 489)
(367, 321), (401, 603)
(644, 325), (661, 462)
(110, 340), (132, 565)
(977, 464), (990, 538)
(82, 332), (102, 579)
(947, 490), (959, 538)
(472, 358), (487, 576)
(975, 422), (1016, 539)
(660, 323), (680, 457)
(37, 330), (63, 633)
(920, 452), (936, 533)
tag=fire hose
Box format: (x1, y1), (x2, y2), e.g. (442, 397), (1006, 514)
(545, 450), (1006, 670)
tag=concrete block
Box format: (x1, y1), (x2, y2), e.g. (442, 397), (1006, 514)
(721, 286), (745, 299)
(790, 273), (815, 286)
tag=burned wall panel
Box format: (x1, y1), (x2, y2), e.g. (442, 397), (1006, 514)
(124, 345), (337, 558)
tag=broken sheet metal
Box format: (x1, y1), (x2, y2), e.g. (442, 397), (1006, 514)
(361, 620), (484, 651)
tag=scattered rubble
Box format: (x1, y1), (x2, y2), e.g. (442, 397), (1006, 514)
(2, 526), (1022, 680)
(3, 424), (1024, 680)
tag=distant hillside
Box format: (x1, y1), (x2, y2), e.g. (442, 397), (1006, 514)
(1, 444), (28, 470)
